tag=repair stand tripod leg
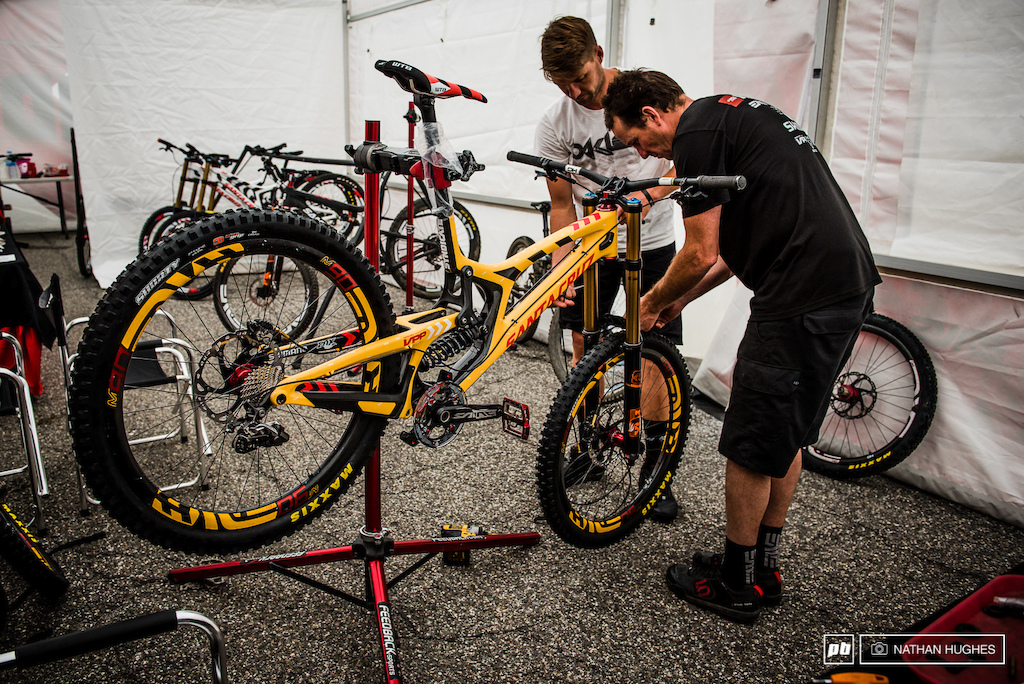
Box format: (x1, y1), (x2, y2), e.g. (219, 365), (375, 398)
(168, 440), (540, 683)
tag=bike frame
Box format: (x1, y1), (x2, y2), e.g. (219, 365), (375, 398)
(265, 197), (626, 418)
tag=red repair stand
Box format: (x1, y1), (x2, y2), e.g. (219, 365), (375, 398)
(168, 121), (541, 684)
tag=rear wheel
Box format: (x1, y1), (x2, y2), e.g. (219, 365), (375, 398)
(383, 198), (480, 300)
(146, 209), (220, 301)
(802, 313), (937, 478)
(68, 209), (399, 553)
(537, 332), (691, 548)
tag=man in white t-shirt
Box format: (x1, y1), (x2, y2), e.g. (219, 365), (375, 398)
(536, 16), (681, 522)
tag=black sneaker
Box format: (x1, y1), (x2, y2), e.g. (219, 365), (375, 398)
(756, 568), (783, 607)
(666, 552), (762, 624)
(648, 484), (678, 524)
(564, 446), (605, 486)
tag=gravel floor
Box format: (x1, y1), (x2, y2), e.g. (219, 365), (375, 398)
(1, 232), (1022, 684)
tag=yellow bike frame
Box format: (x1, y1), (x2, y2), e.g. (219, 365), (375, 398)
(268, 202), (621, 419)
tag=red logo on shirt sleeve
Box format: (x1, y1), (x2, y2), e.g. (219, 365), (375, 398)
(719, 95), (745, 107)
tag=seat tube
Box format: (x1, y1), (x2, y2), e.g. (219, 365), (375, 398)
(622, 197), (643, 456)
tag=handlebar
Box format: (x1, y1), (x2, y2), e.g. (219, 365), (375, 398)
(507, 150), (746, 196)
(1, 152), (32, 160)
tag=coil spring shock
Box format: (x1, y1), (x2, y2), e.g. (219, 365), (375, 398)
(421, 325), (482, 370)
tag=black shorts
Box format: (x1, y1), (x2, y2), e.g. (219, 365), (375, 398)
(558, 242), (683, 344)
(718, 291), (873, 478)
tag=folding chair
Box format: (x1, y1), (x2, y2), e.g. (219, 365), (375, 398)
(39, 275), (212, 513)
(0, 331), (48, 533)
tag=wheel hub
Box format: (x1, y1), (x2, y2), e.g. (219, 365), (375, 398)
(831, 371), (877, 418)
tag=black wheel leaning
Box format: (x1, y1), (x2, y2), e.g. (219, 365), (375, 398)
(537, 332), (691, 548)
(383, 198), (480, 299)
(300, 173), (364, 246)
(547, 308), (574, 382)
(506, 235), (546, 344)
(0, 503), (69, 599)
(213, 255), (320, 339)
(68, 209), (399, 554)
(75, 224), (92, 278)
(802, 313), (937, 479)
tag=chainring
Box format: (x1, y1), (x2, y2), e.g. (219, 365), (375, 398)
(412, 381), (467, 448)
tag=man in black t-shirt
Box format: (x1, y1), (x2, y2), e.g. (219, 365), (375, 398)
(603, 70), (880, 623)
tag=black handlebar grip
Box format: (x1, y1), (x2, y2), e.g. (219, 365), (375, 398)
(696, 175), (747, 191)
(11, 610), (179, 669)
(506, 151), (547, 167)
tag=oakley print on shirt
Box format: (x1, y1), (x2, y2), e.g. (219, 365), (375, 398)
(572, 132), (628, 161)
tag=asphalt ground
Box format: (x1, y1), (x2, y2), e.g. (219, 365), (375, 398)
(1, 231), (1022, 684)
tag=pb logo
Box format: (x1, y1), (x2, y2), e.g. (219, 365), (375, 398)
(823, 634), (855, 666)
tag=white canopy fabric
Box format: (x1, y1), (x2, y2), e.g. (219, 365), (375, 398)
(58, 0), (350, 287)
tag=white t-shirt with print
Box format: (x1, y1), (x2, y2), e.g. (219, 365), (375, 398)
(534, 93), (676, 252)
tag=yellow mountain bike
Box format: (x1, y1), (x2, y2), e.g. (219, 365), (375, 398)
(68, 60), (744, 554)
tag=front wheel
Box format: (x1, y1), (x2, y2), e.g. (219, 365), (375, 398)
(213, 254), (320, 339)
(383, 198), (480, 299)
(69, 209), (399, 554)
(802, 313), (937, 479)
(538, 332), (691, 548)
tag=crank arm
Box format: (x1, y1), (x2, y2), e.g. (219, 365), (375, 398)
(438, 398), (530, 440)
(436, 403), (502, 425)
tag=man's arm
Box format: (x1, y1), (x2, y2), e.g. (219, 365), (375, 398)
(639, 204), (723, 331)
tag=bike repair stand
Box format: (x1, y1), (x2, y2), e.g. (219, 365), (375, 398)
(168, 121), (541, 684)
(403, 101), (417, 314)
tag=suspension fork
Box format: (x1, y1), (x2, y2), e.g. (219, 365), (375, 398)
(175, 156), (192, 209)
(621, 197), (643, 457)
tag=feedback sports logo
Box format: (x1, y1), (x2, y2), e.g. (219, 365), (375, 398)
(824, 632), (1006, 668)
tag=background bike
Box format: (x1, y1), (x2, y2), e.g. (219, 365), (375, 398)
(801, 312), (937, 478)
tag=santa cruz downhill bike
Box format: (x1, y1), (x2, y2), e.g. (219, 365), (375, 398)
(68, 60), (743, 554)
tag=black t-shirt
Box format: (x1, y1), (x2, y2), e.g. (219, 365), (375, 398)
(673, 95), (880, 320)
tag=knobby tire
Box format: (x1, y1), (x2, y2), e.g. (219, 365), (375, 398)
(69, 209), (399, 554)
(537, 332), (691, 548)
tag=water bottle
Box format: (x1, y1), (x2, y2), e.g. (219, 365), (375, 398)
(5, 151), (19, 179)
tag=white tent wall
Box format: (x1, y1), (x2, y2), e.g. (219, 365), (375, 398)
(0, 0), (74, 232)
(59, 0), (349, 287)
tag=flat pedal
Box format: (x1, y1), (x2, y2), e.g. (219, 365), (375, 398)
(439, 524), (487, 566)
(501, 398), (530, 440)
